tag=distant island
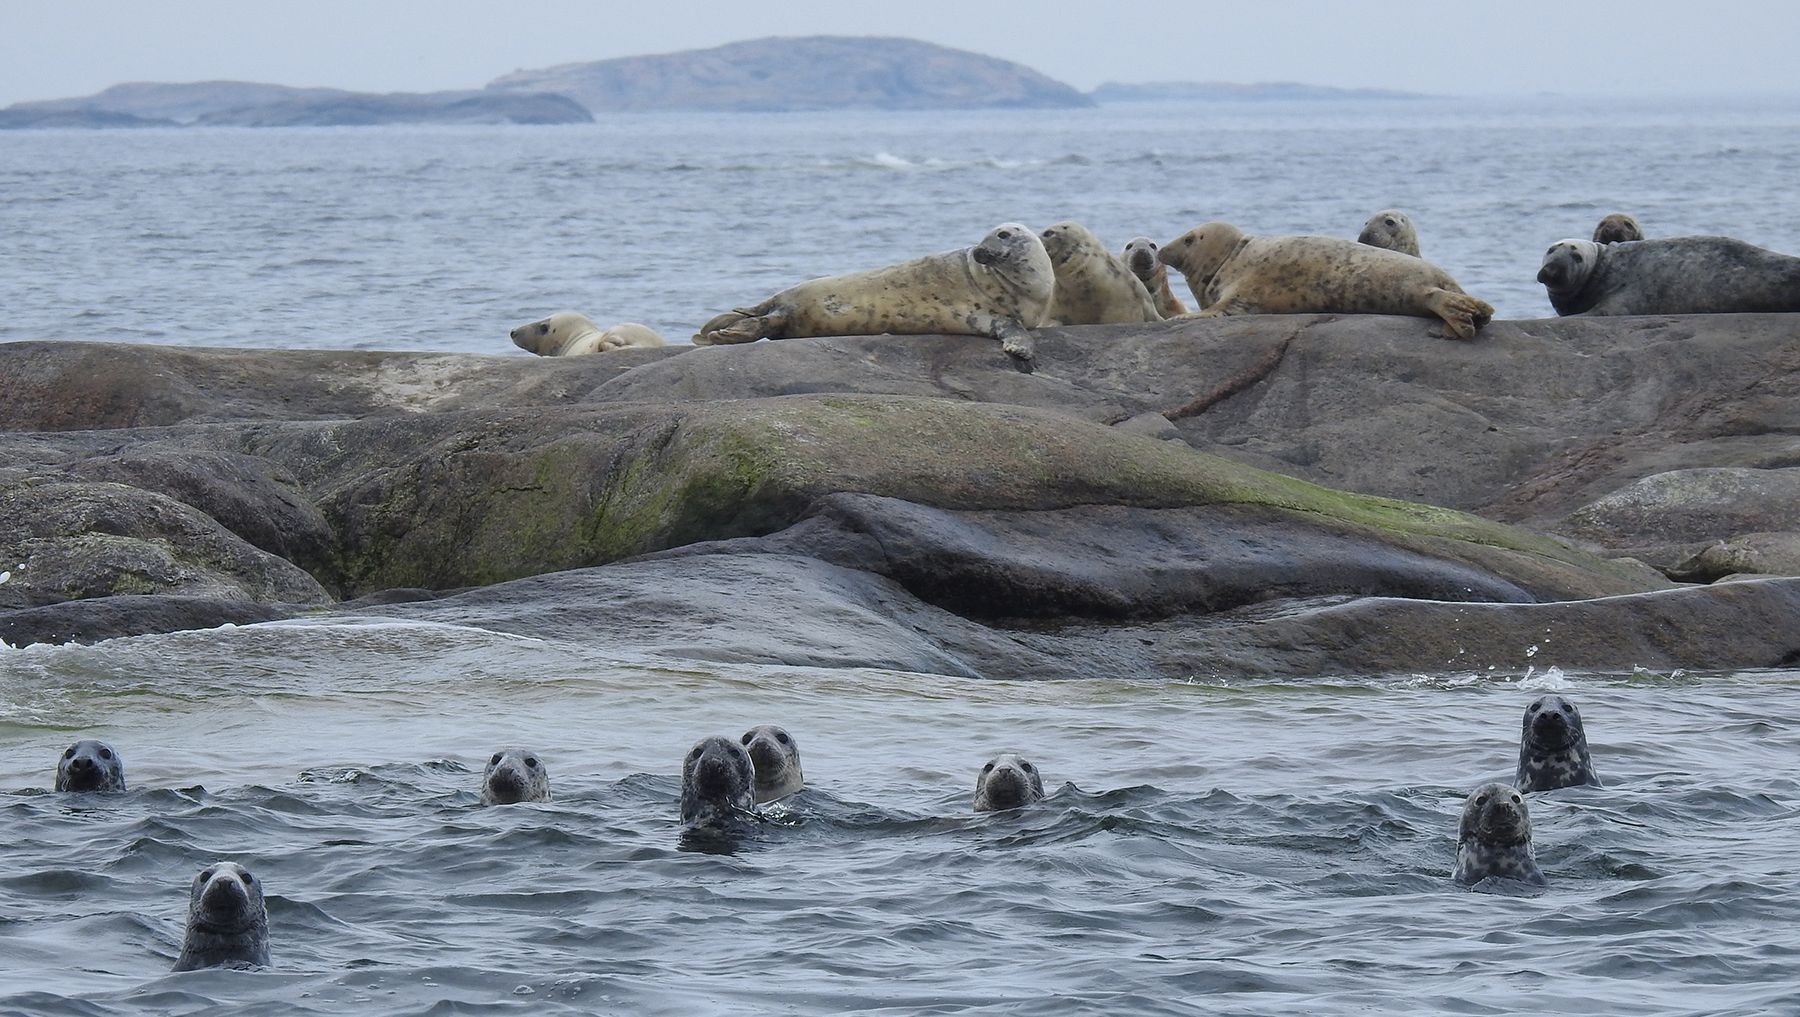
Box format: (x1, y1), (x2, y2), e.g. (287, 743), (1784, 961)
(1090, 81), (1429, 102)
(0, 81), (589, 129)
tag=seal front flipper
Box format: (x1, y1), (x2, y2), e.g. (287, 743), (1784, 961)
(1424, 288), (1494, 340)
(694, 306), (786, 345)
(992, 318), (1036, 369)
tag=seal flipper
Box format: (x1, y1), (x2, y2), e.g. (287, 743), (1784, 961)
(990, 318), (1036, 369)
(1424, 288), (1494, 340)
(695, 306), (790, 345)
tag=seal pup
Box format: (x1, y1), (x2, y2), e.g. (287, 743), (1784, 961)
(1592, 213), (1644, 245)
(510, 311), (665, 356)
(1515, 695), (1600, 792)
(1536, 235), (1800, 316)
(973, 753), (1046, 812)
(172, 861), (271, 971)
(480, 748), (550, 805)
(741, 725), (805, 803)
(680, 735), (759, 828)
(1121, 236), (1187, 316)
(1357, 209), (1421, 257)
(55, 739), (126, 792)
(1038, 221), (1163, 324)
(1453, 782), (1547, 887)
(1159, 221), (1494, 339)
(693, 223), (1055, 362)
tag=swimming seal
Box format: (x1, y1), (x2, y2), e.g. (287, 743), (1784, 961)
(1357, 209), (1421, 257)
(680, 735), (758, 827)
(1452, 782), (1547, 887)
(1039, 221), (1162, 324)
(1515, 694), (1599, 792)
(172, 861), (271, 971)
(480, 748), (550, 805)
(1536, 235), (1800, 315)
(973, 753), (1045, 812)
(1592, 213), (1644, 245)
(741, 724), (804, 803)
(1121, 236), (1188, 316)
(510, 311), (665, 356)
(55, 739), (125, 792)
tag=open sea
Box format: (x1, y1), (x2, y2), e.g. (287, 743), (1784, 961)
(3, 96), (1800, 1015)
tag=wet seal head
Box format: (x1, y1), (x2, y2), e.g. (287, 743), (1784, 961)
(1357, 208), (1421, 257)
(1453, 782), (1547, 887)
(1592, 213), (1644, 245)
(681, 735), (758, 827)
(973, 752), (1046, 812)
(480, 748), (550, 805)
(55, 739), (126, 792)
(1515, 694), (1599, 792)
(172, 861), (271, 971)
(741, 725), (805, 803)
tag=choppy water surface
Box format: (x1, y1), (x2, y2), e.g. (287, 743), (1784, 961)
(1, 622), (1796, 1015)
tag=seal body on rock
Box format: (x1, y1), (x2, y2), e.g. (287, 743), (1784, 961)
(1536, 236), (1800, 316)
(1039, 221), (1162, 325)
(1159, 221), (1494, 339)
(693, 223), (1055, 362)
(1357, 209), (1421, 257)
(1515, 694), (1599, 792)
(1592, 213), (1644, 244)
(172, 862), (271, 971)
(1453, 782), (1547, 886)
(1122, 236), (1187, 316)
(681, 735), (758, 828)
(510, 311), (666, 356)
(480, 748), (550, 805)
(973, 753), (1045, 812)
(741, 724), (804, 803)
(55, 739), (125, 792)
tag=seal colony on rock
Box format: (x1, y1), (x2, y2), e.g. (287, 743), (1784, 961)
(510, 311), (665, 356)
(1536, 236), (1800, 316)
(692, 222), (1055, 362)
(680, 735), (758, 828)
(973, 752), (1045, 811)
(1121, 236), (1187, 316)
(1452, 782), (1547, 887)
(172, 861), (271, 971)
(741, 724), (805, 803)
(1515, 695), (1599, 792)
(480, 748), (549, 804)
(55, 739), (125, 792)
(1357, 209), (1421, 257)
(1039, 221), (1163, 325)
(1592, 213), (1645, 245)
(1159, 221), (1494, 339)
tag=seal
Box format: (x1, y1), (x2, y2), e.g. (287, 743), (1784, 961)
(480, 748), (549, 805)
(1357, 209), (1421, 257)
(973, 753), (1045, 812)
(680, 735), (758, 828)
(55, 739), (125, 792)
(740, 724), (805, 803)
(1536, 235), (1800, 316)
(1515, 694), (1600, 792)
(172, 861), (271, 971)
(1039, 221), (1162, 324)
(1592, 213), (1644, 245)
(1159, 221), (1494, 339)
(1121, 236), (1188, 316)
(693, 223), (1055, 362)
(1452, 782), (1547, 887)
(510, 311), (665, 356)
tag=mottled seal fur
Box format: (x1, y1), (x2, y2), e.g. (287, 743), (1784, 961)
(1159, 221), (1494, 339)
(741, 724), (805, 803)
(693, 223), (1055, 362)
(480, 748), (550, 805)
(1592, 213), (1644, 245)
(1515, 694), (1599, 792)
(510, 311), (665, 356)
(1039, 221), (1162, 324)
(1536, 235), (1800, 315)
(55, 739), (125, 792)
(681, 735), (758, 827)
(172, 862), (271, 971)
(1357, 209), (1421, 257)
(1453, 782), (1547, 887)
(1122, 236), (1187, 316)
(973, 753), (1045, 812)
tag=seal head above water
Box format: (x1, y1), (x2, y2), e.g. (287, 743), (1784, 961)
(480, 748), (550, 805)
(55, 739), (126, 792)
(1515, 694), (1599, 792)
(681, 735), (758, 827)
(1357, 209), (1421, 257)
(172, 861), (271, 971)
(1453, 782), (1547, 887)
(1592, 213), (1644, 245)
(973, 752), (1045, 812)
(741, 724), (805, 803)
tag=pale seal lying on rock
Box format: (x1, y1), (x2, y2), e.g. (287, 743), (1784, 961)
(1121, 236), (1188, 316)
(1357, 209), (1421, 257)
(680, 735), (758, 828)
(973, 752), (1045, 812)
(480, 748), (550, 805)
(1592, 213), (1644, 245)
(55, 739), (125, 792)
(1159, 221), (1494, 339)
(741, 724), (804, 803)
(1453, 782), (1547, 887)
(172, 861), (271, 971)
(1515, 694), (1599, 792)
(693, 223), (1056, 362)
(1536, 236), (1800, 315)
(510, 311), (666, 356)
(1039, 221), (1162, 325)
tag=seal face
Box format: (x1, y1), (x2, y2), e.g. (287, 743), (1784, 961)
(1515, 695), (1600, 792)
(55, 739), (125, 792)
(480, 748), (550, 805)
(1537, 235), (1800, 316)
(1122, 236), (1187, 316)
(680, 735), (758, 827)
(1038, 221), (1163, 325)
(973, 753), (1045, 812)
(1592, 213), (1644, 245)
(740, 724), (804, 803)
(510, 311), (665, 356)
(172, 861), (271, 971)
(1453, 782), (1547, 886)
(1357, 209), (1421, 257)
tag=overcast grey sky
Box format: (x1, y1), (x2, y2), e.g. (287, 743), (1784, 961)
(4, 0), (1797, 107)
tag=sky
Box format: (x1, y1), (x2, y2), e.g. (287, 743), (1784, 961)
(3, 0), (1798, 107)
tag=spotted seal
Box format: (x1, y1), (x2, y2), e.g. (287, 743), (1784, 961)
(510, 311), (666, 356)
(1452, 782), (1547, 887)
(480, 748), (550, 805)
(741, 724), (805, 803)
(1536, 235), (1800, 315)
(55, 739), (125, 792)
(1121, 236), (1188, 316)
(1039, 221), (1162, 324)
(1159, 221), (1494, 339)
(693, 223), (1055, 362)
(1357, 209), (1421, 257)
(973, 753), (1045, 812)
(1515, 694), (1600, 792)
(172, 861), (271, 971)
(1592, 213), (1644, 245)
(680, 735), (758, 827)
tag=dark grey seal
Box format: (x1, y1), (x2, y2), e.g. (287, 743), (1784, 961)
(1357, 208), (1421, 257)
(1537, 236), (1800, 315)
(1453, 782), (1547, 887)
(680, 735), (758, 828)
(480, 748), (549, 805)
(1592, 213), (1644, 244)
(172, 861), (271, 971)
(740, 725), (804, 803)
(55, 739), (126, 792)
(973, 753), (1045, 812)
(1515, 694), (1600, 792)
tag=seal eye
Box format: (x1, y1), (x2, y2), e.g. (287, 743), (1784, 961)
(688, 747), (701, 761)
(1183, 236), (1193, 246)
(1021, 761), (1035, 773)
(537, 323), (549, 335)
(240, 871), (253, 884)
(1475, 794), (1489, 806)
(62, 747), (75, 759)
(982, 762), (994, 773)
(523, 757), (538, 768)
(1385, 217), (1397, 227)
(200, 867), (216, 881)
(997, 230), (1012, 240)
(489, 753), (502, 766)
(1572, 253), (1584, 263)
(775, 731), (789, 745)
(99, 747), (112, 760)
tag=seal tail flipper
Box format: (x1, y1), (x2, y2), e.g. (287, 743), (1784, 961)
(1425, 289), (1495, 340)
(694, 307), (783, 345)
